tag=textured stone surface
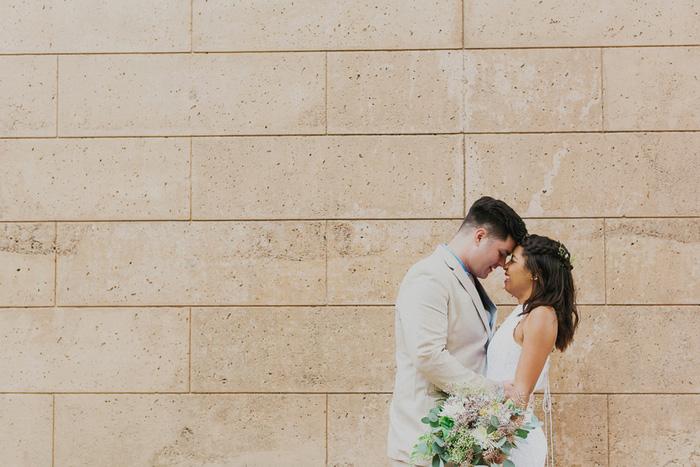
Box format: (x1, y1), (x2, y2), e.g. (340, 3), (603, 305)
(327, 220), (460, 304)
(192, 135), (463, 219)
(531, 395), (607, 466)
(0, 223), (55, 307)
(604, 47), (700, 131)
(194, 0), (461, 51)
(466, 132), (700, 217)
(464, 1), (700, 47)
(328, 394), (392, 467)
(0, 0), (190, 54)
(610, 395), (700, 465)
(482, 218), (605, 306)
(552, 306), (700, 393)
(328, 51), (464, 133)
(0, 395), (53, 467)
(464, 49), (602, 132)
(0, 138), (190, 221)
(54, 394), (326, 466)
(0, 308), (188, 392)
(58, 53), (325, 136)
(0, 56), (56, 137)
(192, 307), (395, 392)
(57, 222), (326, 306)
(606, 219), (700, 304)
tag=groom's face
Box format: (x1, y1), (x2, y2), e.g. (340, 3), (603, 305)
(472, 234), (516, 279)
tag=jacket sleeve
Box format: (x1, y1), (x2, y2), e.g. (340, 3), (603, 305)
(396, 267), (496, 392)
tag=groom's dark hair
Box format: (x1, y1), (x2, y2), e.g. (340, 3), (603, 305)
(460, 196), (527, 243)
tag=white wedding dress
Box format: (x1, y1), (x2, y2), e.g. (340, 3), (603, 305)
(486, 305), (549, 467)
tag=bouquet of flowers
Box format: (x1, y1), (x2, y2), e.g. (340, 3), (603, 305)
(410, 383), (542, 467)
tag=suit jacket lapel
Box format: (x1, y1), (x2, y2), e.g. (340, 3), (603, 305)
(436, 246), (492, 335)
(474, 277), (498, 340)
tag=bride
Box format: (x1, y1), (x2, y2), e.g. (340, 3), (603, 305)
(486, 234), (579, 466)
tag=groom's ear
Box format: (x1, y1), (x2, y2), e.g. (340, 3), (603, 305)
(474, 228), (487, 244)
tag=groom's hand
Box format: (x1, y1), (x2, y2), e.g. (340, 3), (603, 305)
(501, 381), (517, 401)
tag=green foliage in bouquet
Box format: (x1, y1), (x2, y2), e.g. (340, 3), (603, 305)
(409, 385), (543, 467)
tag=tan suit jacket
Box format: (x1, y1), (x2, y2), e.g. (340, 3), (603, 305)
(387, 245), (498, 464)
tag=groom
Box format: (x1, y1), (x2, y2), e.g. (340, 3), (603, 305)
(387, 196), (527, 466)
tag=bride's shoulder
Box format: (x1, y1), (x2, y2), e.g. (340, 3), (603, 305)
(522, 306), (558, 334)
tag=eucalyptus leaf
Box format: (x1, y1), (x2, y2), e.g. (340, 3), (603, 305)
(503, 460), (516, 467)
(428, 413), (438, 423)
(432, 455), (441, 467)
(491, 416), (499, 427)
(421, 417), (431, 424)
(487, 424), (497, 434)
(417, 443), (428, 454)
(433, 442), (444, 454)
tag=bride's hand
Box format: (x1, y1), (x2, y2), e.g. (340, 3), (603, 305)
(501, 381), (517, 401)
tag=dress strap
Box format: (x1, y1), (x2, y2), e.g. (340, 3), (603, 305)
(543, 371), (554, 467)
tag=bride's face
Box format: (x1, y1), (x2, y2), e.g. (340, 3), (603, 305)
(503, 245), (534, 303)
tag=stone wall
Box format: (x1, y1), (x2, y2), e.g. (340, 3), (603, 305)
(1, 1), (699, 465)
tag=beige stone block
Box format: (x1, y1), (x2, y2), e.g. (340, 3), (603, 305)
(0, 308), (188, 392)
(0, 223), (55, 306)
(552, 306), (700, 393)
(192, 307), (394, 392)
(465, 1), (700, 47)
(0, 56), (56, 137)
(0, 395), (53, 467)
(57, 221), (325, 306)
(542, 395), (607, 465)
(531, 395), (607, 466)
(606, 219), (700, 304)
(465, 49), (602, 132)
(328, 394), (392, 467)
(610, 395), (700, 465)
(604, 47), (700, 131)
(193, 135), (463, 219)
(466, 133), (700, 217)
(0, 0), (190, 54)
(194, 0), (461, 51)
(55, 394), (326, 466)
(59, 53), (325, 136)
(482, 219), (605, 306)
(0, 138), (189, 221)
(328, 51), (464, 133)
(327, 220), (460, 304)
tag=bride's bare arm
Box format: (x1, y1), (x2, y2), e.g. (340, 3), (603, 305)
(512, 305), (558, 404)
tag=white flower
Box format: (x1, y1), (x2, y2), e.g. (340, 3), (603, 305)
(472, 425), (495, 449)
(439, 400), (463, 420)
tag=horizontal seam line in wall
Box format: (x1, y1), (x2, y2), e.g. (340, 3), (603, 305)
(4, 130), (700, 139)
(2, 304), (696, 310)
(2, 44), (700, 56)
(3, 216), (700, 223)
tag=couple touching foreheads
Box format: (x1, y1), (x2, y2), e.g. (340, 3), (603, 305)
(388, 197), (579, 467)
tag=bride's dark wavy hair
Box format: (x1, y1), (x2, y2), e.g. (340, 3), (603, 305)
(519, 234), (579, 351)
